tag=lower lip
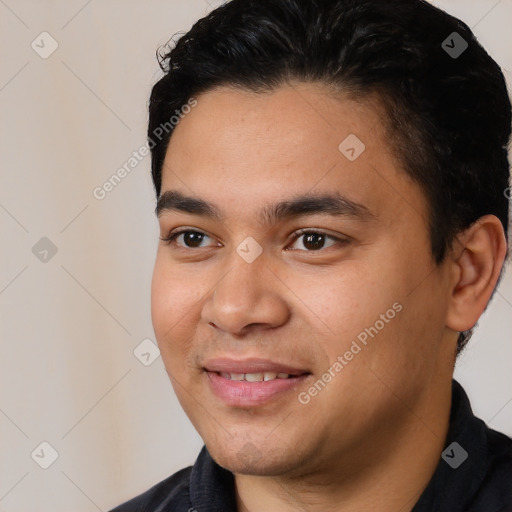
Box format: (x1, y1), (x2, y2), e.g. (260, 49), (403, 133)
(206, 371), (310, 407)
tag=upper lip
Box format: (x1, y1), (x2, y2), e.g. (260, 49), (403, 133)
(204, 358), (310, 375)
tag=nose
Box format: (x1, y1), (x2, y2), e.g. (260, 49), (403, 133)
(201, 251), (290, 336)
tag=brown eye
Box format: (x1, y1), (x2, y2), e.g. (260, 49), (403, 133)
(301, 232), (327, 251)
(160, 230), (212, 248)
(289, 230), (343, 252)
(181, 231), (207, 248)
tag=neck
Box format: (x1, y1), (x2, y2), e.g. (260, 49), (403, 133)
(235, 376), (453, 512)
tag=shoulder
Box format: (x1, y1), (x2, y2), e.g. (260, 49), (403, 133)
(108, 445), (234, 512)
(109, 466), (193, 512)
(470, 423), (512, 511)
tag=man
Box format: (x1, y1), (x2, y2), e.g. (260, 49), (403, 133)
(112, 0), (512, 510)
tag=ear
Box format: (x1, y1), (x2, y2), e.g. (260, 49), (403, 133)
(445, 215), (508, 333)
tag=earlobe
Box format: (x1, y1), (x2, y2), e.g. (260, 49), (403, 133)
(446, 215), (507, 333)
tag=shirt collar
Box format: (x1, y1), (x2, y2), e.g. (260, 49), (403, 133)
(411, 379), (491, 511)
(190, 444), (237, 512)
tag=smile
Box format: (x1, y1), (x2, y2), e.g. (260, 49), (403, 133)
(203, 358), (311, 406)
(218, 372), (299, 381)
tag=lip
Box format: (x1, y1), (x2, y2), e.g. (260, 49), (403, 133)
(204, 358), (311, 407)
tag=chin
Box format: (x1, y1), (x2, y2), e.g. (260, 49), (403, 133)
(206, 438), (309, 477)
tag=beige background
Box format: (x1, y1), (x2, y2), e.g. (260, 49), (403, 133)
(0, 1), (511, 511)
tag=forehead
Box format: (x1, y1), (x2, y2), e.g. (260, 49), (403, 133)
(159, 83), (427, 229)
(164, 83), (386, 174)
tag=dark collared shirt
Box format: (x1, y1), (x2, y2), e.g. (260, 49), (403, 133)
(111, 380), (512, 511)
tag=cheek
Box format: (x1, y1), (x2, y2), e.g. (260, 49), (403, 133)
(342, 249), (449, 380)
(150, 254), (202, 364)
(302, 263), (402, 354)
(306, 248), (442, 377)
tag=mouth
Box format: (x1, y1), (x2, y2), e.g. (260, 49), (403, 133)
(203, 358), (312, 406)
(216, 371), (303, 382)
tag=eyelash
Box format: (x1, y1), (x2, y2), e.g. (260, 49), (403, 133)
(159, 228), (348, 252)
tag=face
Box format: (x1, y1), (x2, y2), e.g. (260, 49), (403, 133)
(151, 83), (456, 478)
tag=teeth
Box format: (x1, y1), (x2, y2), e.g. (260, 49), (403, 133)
(219, 372), (291, 381)
(245, 372), (264, 382)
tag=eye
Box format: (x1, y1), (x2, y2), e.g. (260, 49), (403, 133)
(287, 229), (348, 251)
(160, 228), (349, 252)
(160, 229), (216, 249)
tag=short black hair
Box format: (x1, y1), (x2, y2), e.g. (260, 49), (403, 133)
(148, 0), (511, 355)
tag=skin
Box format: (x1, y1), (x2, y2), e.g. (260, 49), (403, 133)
(151, 83), (507, 511)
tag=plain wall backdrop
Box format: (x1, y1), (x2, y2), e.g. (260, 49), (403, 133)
(0, 1), (511, 510)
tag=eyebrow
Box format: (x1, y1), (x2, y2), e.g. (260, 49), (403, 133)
(155, 189), (376, 225)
